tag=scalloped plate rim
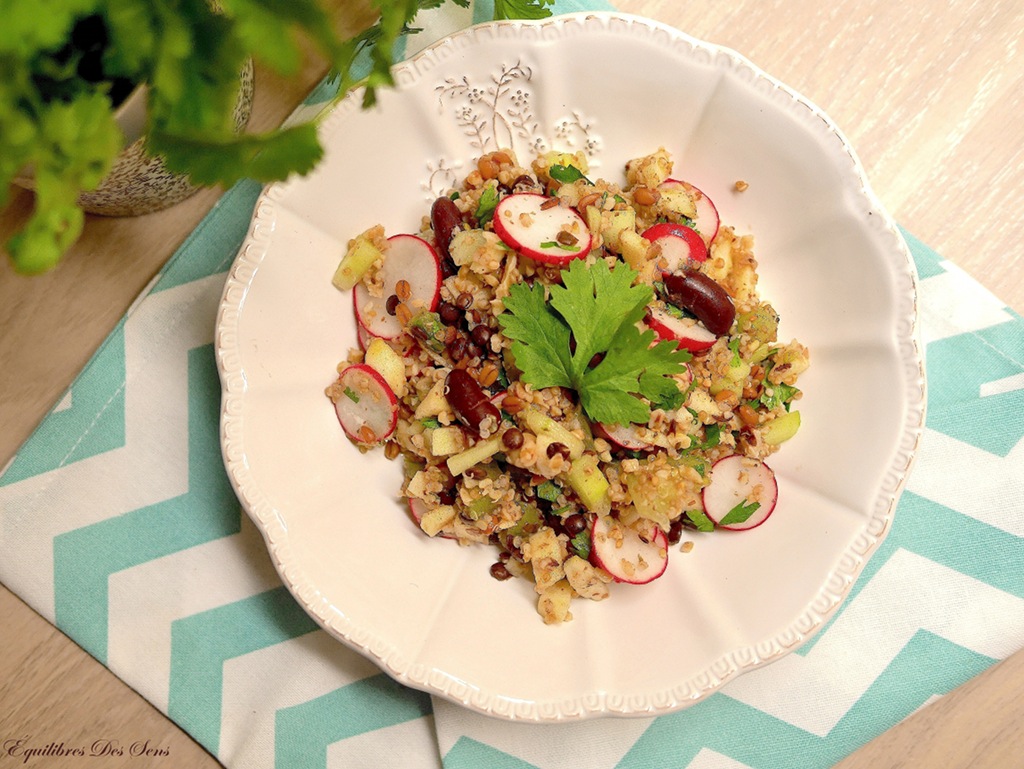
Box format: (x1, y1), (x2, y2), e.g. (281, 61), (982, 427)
(215, 11), (926, 722)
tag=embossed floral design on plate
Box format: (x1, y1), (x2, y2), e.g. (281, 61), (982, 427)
(216, 13), (925, 722)
(425, 59), (600, 197)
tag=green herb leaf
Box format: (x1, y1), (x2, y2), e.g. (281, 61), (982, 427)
(569, 529), (591, 559)
(344, 386), (361, 403)
(760, 381), (799, 411)
(692, 423), (721, 450)
(729, 337), (742, 367)
(718, 499), (761, 526)
(535, 480), (561, 503)
(684, 509), (716, 532)
(499, 259), (691, 424)
(475, 185), (499, 226)
(548, 163), (591, 185)
(493, 0), (556, 21)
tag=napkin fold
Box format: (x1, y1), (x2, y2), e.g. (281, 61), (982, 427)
(2, 3), (1022, 768)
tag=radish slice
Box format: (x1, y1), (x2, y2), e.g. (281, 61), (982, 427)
(353, 234), (442, 340)
(593, 421), (655, 451)
(642, 222), (707, 274)
(590, 515), (668, 584)
(331, 364), (398, 444)
(645, 306), (717, 352)
(492, 193), (592, 265)
(659, 179), (720, 246)
(355, 319), (372, 350)
(702, 455), (779, 531)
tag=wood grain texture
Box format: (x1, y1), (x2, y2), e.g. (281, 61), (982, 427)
(1, 2), (1021, 767)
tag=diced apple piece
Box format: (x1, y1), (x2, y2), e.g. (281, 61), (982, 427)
(599, 209), (636, 253)
(353, 234), (442, 339)
(761, 410), (801, 445)
(492, 193), (592, 265)
(563, 555), (610, 601)
(430, 425), (467, 456)
(536, 579), (574, 624)
(521, 407), (584, 459)
(332, 231), (383, 291)
(329, 364), (398, 444)
(407, 497), (456, 540)
(589, 515), (668, 584)
(566, 452), (611, 515)
(414, 378), (448, 420)
(419, 504), (457, 537)
(702, 455), (778, 531)
(446, 436), (502, 477)
(525, 527), (566, 593)
(363, 337), (407, 397)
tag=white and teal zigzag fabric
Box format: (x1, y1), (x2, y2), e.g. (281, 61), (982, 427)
(1, 3), (1022, 767)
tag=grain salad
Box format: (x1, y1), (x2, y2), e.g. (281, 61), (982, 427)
(326, 147), (809, 624)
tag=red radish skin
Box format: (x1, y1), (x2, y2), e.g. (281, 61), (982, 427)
(645, 306), (717, 352)
(590, 515), (669, 584)
(593, 421), (655, 452)
(353, 234), (442, 339)
(332, 364), (398, 444)
(702, 455), (779, 531)
(492, 193), (592, 265)
(642, 222), (707, 274)
(356, 320), (372, 350)
(659, 179), (720, 246)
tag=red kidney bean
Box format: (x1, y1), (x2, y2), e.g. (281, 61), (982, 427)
(430, 196), (462, 260)
(662, 270), (736, 336)
(444, 369), (501, 436)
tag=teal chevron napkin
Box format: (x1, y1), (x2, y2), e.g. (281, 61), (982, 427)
(2, 3), (1022, 768)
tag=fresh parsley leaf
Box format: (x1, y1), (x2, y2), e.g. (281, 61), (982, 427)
(475, 185), (499, 226)
(718, 499), (761, 526)
(569, 529), (591, 560)
(728, 337), (742, 366)
(535, 480), (561, 503)
(493, 0), (556, 21)
(684, 509), (715, 532)
(499, 259), (691, 424)
(692, 423), (721, 450)
(497, 279), (575, 389)
(344, 386), (361, 403)
(760, 381), (799, 411)
(420, 416), (441, 429)
(548, 163), (591, 185)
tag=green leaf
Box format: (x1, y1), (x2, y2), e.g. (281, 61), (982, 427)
(476, 185), (499, 226)
(493, 0), (556, 21)
(760, 381), (799, 411)
(569, 529), (591, 560)
(549, 258), (652, 383)
(548, 163), (591, 185)
(718, 499), (761, 526)
(148, 122), (322, 186)
(498, 280), (574, 390)
(499, 259), (690, 425)
(684, 509), (716, 532)
(535, 480), (561, 503)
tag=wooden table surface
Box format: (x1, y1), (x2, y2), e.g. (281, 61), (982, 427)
(1, 1), (1021, 766)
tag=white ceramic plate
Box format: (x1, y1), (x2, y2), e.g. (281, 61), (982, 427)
(216, 12), (926, 721)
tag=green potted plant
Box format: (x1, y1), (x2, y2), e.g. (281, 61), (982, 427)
(0, 0), (554, 275)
